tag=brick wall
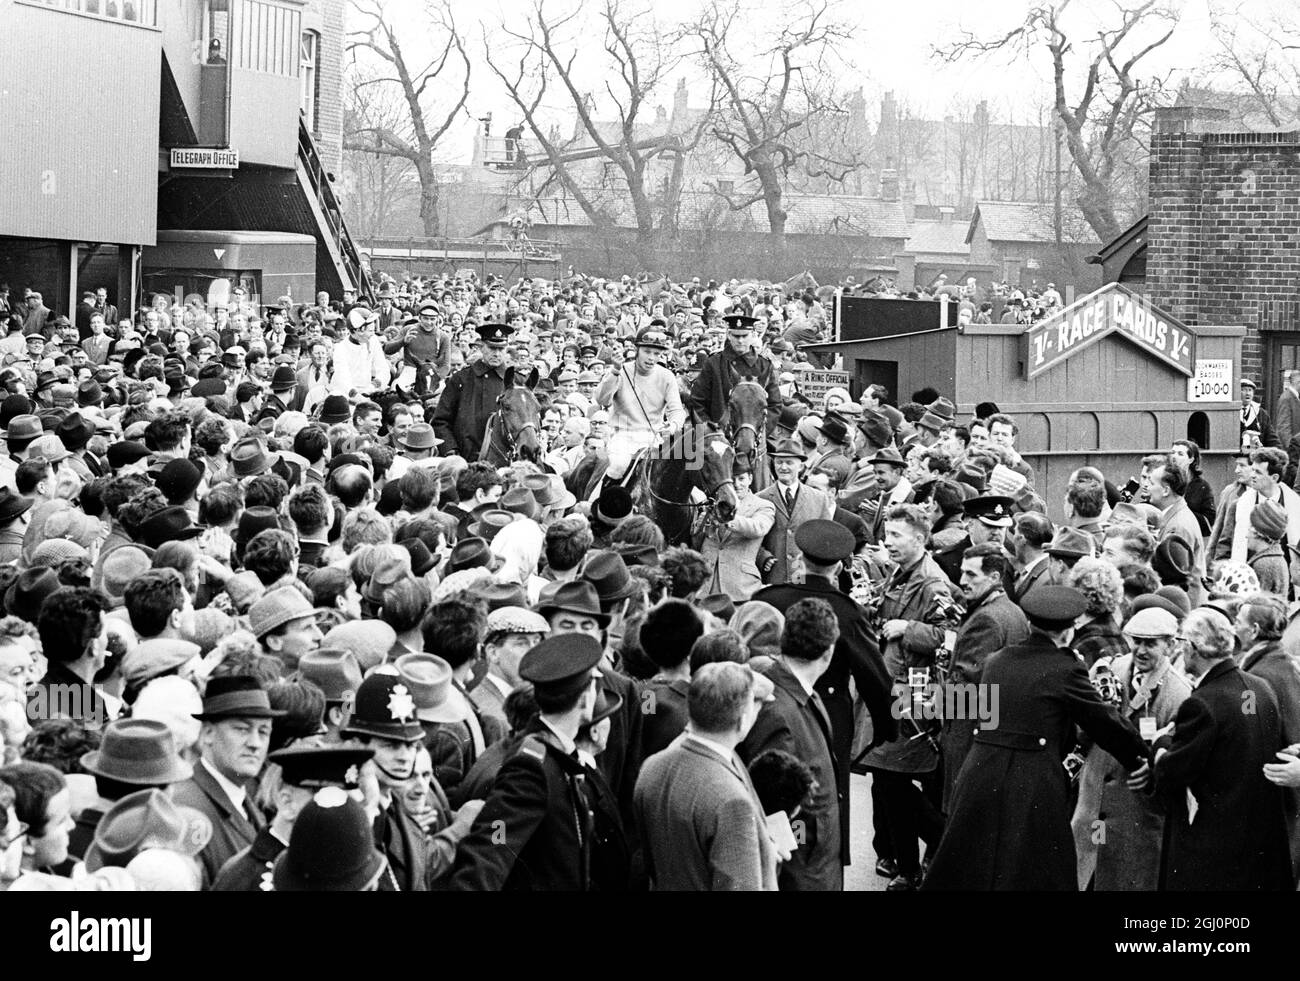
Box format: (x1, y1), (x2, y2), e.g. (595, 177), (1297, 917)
(305, 0), (344, 175)
(1147, 107), (1300, 394)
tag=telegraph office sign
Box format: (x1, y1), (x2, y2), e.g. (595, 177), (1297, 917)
(1021, 283), (1196, 379)
(170, 148), (240, 169)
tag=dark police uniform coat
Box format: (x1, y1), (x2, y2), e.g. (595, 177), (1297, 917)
(210, 827), (285, 892)
(1150, 658), (1294, 891)
(938, 587), (1029, 813)
(431, 359), (509, 460)
(447, 719), (595, 891)
(923, 633), (1149, 891)
(687, 346), (781, 428)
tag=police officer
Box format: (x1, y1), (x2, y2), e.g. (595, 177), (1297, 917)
(432, 322), (514, 460)
(687, 313), (782, 429)
(211, 745), (374, 891)
(448, 633), (604, 891)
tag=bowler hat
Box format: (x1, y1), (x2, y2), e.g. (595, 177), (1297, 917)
(80, 718), (193, 786)
(271, 787), (386, 891)
(192, 675), (286, 721)
(235, 505), (282, 545)
(154, 458), (204, 504)
(83, 789), (212, 873)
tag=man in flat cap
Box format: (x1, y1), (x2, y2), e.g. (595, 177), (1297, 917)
(471, 606), (549, 736)
(924, 586), (1150, 891)
(1070, 606), (1191, 891)
(449, 633), (605, 890)
(211, 745), (374, 891)
(432, 322), (516, 461)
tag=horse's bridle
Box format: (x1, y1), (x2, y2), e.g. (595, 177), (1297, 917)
(483, 391), (538, 463)
(643, 431), (737, 512)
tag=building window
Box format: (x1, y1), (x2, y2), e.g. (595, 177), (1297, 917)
(301, 31), (319, 131)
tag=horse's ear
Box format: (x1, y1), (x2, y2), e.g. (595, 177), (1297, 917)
(503, 365), (517, 389)
(524, 366), (540, 391)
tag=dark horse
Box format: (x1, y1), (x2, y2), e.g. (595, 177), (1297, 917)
(725, 379), (771, 493)
(632, 421), (739, 547)
(480, 365), (542, 467)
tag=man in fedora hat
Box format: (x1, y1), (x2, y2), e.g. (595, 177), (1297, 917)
(253, 365), (298, 427)
(0, 486), (33, 564)
(68, 717), (194, 868)
(340, 669), (434, 890)
(449, 633), (606, 890)
(296, 647), (363, 740)
(171, 675), (286, 885)
(859, 445), (912, 545)
(808, 413), (853, 476)
(211, 744), (376, 891)
(758, 438), (835, 586)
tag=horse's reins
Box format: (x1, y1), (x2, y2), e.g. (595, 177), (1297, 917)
(481, 395), (538, 463)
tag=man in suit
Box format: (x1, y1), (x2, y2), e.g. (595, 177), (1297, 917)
(94, 287), (118, 331)
(1008, 510), (1055, 607)
(636, 662), (779, 890)
(294, 340), (332, 413)
(211, 745), (375, 891)
(857, 445), (913, 545)
(449, 633), (605, 890)
(739, 597), (844, 890)
(340, 669), (436, 890)
(171, 676), (285, 886)
(470, 606), (549, 737)
(1133, 607), (1294, 890)
(752, 520), (895, 852)
(1277, 369), (1300, 450)
(1148, 459), (1207, 604)
(758, 438), (835, 585)
(940, 542), (1029, 814)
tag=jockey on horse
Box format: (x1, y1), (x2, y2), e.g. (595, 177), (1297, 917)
(383, 299), (452, 401)
(591, 324), (686, 491)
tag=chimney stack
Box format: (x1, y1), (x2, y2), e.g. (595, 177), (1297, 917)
(939, 206), (955, 224)
(880, 169), (900, 202)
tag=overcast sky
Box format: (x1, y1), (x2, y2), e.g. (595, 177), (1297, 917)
(354, 0), (1282, 163)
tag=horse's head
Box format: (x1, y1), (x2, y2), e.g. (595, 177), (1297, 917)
(727, 379), (767, 465)
(498, 365), (541, 463)
(699, 426), (738, 524)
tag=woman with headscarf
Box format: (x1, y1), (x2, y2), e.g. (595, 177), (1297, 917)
(729, 600), (784, 671)
(489, 519), (547, 606)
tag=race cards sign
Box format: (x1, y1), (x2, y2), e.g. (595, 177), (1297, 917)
(1021, 283), (1196, 380)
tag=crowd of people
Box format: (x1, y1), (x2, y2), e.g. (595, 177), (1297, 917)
(0, 267), (1296, 893)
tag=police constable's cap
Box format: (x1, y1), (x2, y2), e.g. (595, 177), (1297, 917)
(267, 745), (374, 790)
(518, 632), (604, 701)
(721, 314), (758, 331)
(962, 495), (1014, 528)
(795, 519), (856, 564)
(339, 667), (424, 743)
(475, 323), (513, 347)
(1020, 585), (1088, 632)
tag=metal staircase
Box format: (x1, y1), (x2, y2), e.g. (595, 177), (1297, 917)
(297, 118), (372, 298)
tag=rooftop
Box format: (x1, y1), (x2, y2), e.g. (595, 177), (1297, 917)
(966, 200), (1098, 245)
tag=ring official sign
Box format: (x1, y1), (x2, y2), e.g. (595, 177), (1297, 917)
(170, 148), (239, 169)
(1020, 283), (1196, 380)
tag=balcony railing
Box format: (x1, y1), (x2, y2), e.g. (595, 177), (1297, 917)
(16, 0), (157, 27)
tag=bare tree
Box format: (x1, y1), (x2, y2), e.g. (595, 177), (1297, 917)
(344, 0), (470, 237)
(343, 67), (419, 241)
(1202, 1), (1300, 127)
(683, 0), (866, 259)
(484, 0), (712, 269)
(936, 0), (1177, 244)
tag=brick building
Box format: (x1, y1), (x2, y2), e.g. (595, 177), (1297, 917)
(1142, 106), (1300, 413)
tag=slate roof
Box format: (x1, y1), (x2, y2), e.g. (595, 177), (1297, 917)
(966, 201), (1097, 245)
